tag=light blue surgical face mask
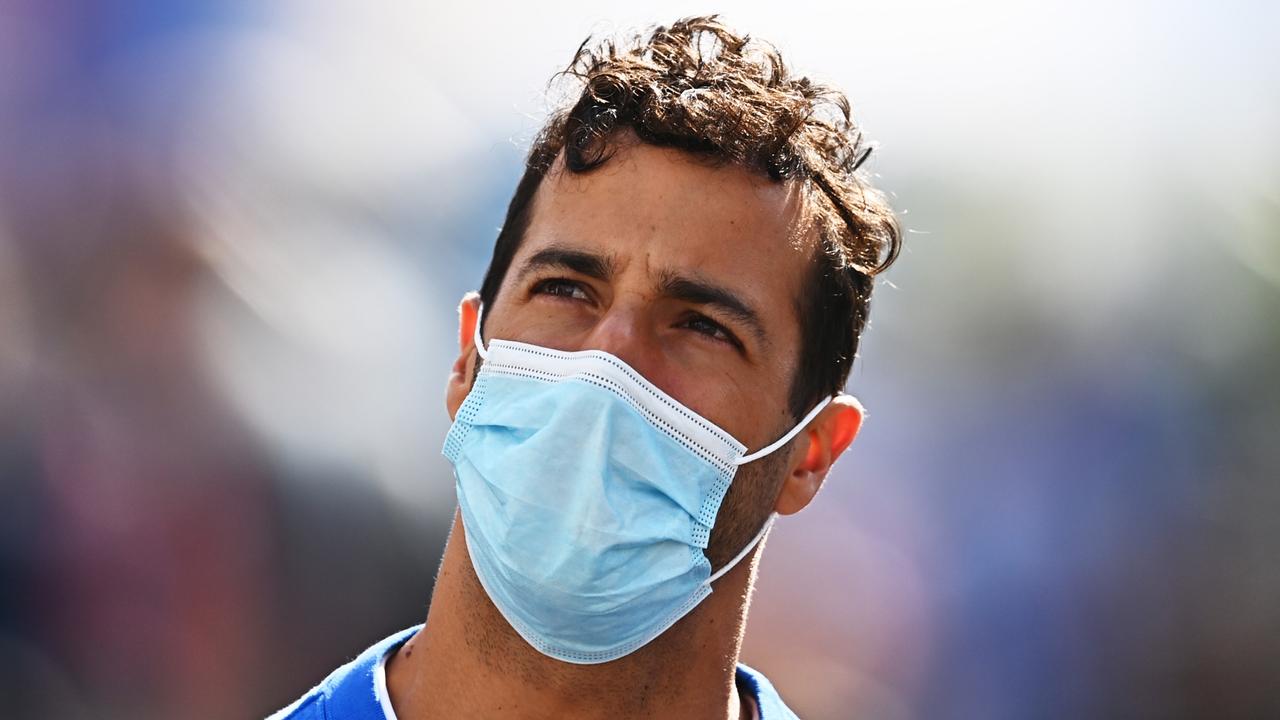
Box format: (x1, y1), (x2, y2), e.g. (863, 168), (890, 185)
(443, 309), (832, 664)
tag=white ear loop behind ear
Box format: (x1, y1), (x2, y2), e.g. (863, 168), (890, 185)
(473, 303), (490, 360)
(734, 395), (833, 465)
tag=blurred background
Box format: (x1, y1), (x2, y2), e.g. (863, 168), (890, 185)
(1, 1), (1276, 718)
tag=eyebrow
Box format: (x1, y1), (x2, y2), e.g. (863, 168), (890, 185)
(658, 272), (768, 349)
(515, 246), (617, 283)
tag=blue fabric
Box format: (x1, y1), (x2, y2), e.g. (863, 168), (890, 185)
(737, 663), (802, 719)
(266, 626), (419, 720)
(267, 625), (801, 719)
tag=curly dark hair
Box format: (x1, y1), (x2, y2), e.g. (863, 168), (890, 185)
(479, 15), (901, 420)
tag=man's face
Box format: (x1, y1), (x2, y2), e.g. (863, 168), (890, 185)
(475, 138), (818, 563)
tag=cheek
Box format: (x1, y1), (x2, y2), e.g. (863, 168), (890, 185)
(708, 378), (796, 452)
(664, 381), (743, 440)
(658, 358), (766, 437)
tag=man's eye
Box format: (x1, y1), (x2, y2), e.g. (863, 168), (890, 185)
(532, 278), (590, 301)
(680, 314), (741, 349)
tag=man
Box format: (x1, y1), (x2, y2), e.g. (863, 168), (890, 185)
(271, 15), (900, 720)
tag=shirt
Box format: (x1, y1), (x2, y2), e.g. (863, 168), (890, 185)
(267, 625), (800, 719)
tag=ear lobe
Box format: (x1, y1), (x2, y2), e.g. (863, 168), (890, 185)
(773, 395), (864, 516)
(445, 293), (483, 420)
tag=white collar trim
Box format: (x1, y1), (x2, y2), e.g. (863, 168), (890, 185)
(373, 644), (400, 720)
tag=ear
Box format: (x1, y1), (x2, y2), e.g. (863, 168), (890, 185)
(773, 394), (864, 515)
(445, 292), (483, 420)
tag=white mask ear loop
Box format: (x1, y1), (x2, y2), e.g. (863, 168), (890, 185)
(472, 303), (490, 360)
(707, 512), (776, 584)
(734, 396), (833, 466)
(710, 397), (835, 583)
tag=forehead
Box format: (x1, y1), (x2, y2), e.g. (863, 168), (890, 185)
(518, 141), (816, 329)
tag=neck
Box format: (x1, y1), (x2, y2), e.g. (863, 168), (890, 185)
(386, 512), (757, 720)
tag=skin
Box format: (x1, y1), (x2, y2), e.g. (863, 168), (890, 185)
(387, 137), (863, 720)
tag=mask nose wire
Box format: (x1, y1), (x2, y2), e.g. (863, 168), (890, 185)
(473, 304), (490, 360)
(734, 395), (833, 466)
